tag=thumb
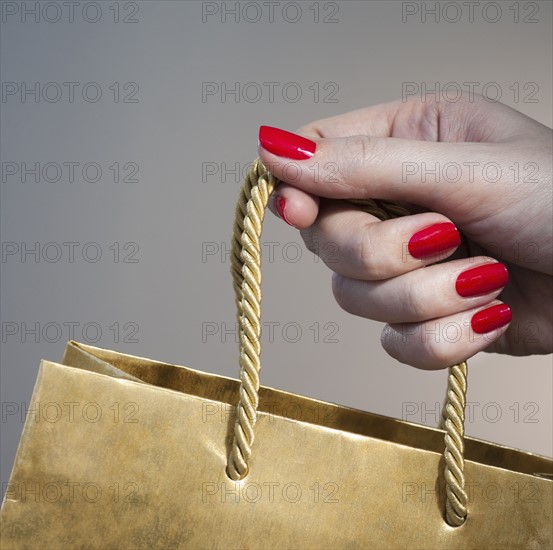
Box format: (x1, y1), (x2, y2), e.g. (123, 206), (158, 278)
(258, 125), (500, 215)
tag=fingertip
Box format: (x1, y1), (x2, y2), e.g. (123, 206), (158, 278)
(470, 302), (512, 335)
(258, 125), (317, 161)
(407, 221), (461, 261)
(380, 299), (513, 370)
(269, 185), (319, 229)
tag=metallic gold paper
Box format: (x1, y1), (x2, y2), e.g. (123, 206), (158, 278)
(1, 341), (551, 549)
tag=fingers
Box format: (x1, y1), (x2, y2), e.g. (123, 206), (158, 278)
(332, 259), (508, 324)
(268, 183), (319, 229)
(258, 125), (507, 216)
(301, 206), (460, 280)
(262, 95), (540, 227)
(265, 100), (412, 227)
(298, 201), (512, 369)
(293, 94), (534, 142)
(381, 301), (512, 370)
(257, 98), (532, 366)
(295, 99), (407, 139)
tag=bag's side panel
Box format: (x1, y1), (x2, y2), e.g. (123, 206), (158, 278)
(0, 361), (551, 549)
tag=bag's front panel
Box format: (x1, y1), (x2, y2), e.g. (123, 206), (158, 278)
(1, 359), (551, 549)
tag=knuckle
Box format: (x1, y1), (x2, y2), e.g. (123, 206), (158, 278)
(356, 222), (375, 277)
(295, 123), (318, 137)
(348, 135), (387, 170)
(356, 222), (389, 280)
(420, 334), (455, 369)
(404, 287), (429, 319)
(380, 324), (394, 351)
(299, 227), (319, 256)
(331, 273), (352, 312)
(380, 325), (403, 360)
(381, 323), (454, 370)
(300, 228), (342, 266)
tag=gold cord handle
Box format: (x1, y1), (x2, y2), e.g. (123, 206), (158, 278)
(227, 158), (468, 526)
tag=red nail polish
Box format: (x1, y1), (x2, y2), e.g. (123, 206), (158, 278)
(275, 196), (294, 226)
(456, 263), (509, 297)
(259, 126), (316, 160)
(408, 222), (461, 259)
(471, 304), (512, 334)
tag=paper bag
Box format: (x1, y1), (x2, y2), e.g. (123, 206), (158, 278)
(1, 160), (551, 548)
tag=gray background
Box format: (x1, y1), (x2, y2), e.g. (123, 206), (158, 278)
(1, 0), (552, 494)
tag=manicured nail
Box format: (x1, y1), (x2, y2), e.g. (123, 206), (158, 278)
(259, 126), (316, 160)
(456, 263), (509, 297)
(275, 196), (294, 226)
(471, 303), (512, 334)
(408, 222), (461, 259)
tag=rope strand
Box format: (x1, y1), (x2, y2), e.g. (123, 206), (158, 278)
(228, 159), (468, 526)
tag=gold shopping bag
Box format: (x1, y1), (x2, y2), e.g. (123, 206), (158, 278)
(1, 160), (552, 549)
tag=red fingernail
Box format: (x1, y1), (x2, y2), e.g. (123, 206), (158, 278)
(259, 126), (316, 160)
(275, 196), (294, 226)
(471, 303), (512, 334)
(408, 222), (461, 259)
(456, 263), (509, 297)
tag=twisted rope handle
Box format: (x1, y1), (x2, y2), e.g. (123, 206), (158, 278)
(228, 159), (468, 527)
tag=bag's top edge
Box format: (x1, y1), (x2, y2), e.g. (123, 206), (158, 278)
(61, 341), (553, 476)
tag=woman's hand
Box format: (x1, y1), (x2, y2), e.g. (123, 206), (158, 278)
(257, 94), (552, 369)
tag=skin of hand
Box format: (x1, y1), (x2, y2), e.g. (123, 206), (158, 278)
(257, 93), (553, 369)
